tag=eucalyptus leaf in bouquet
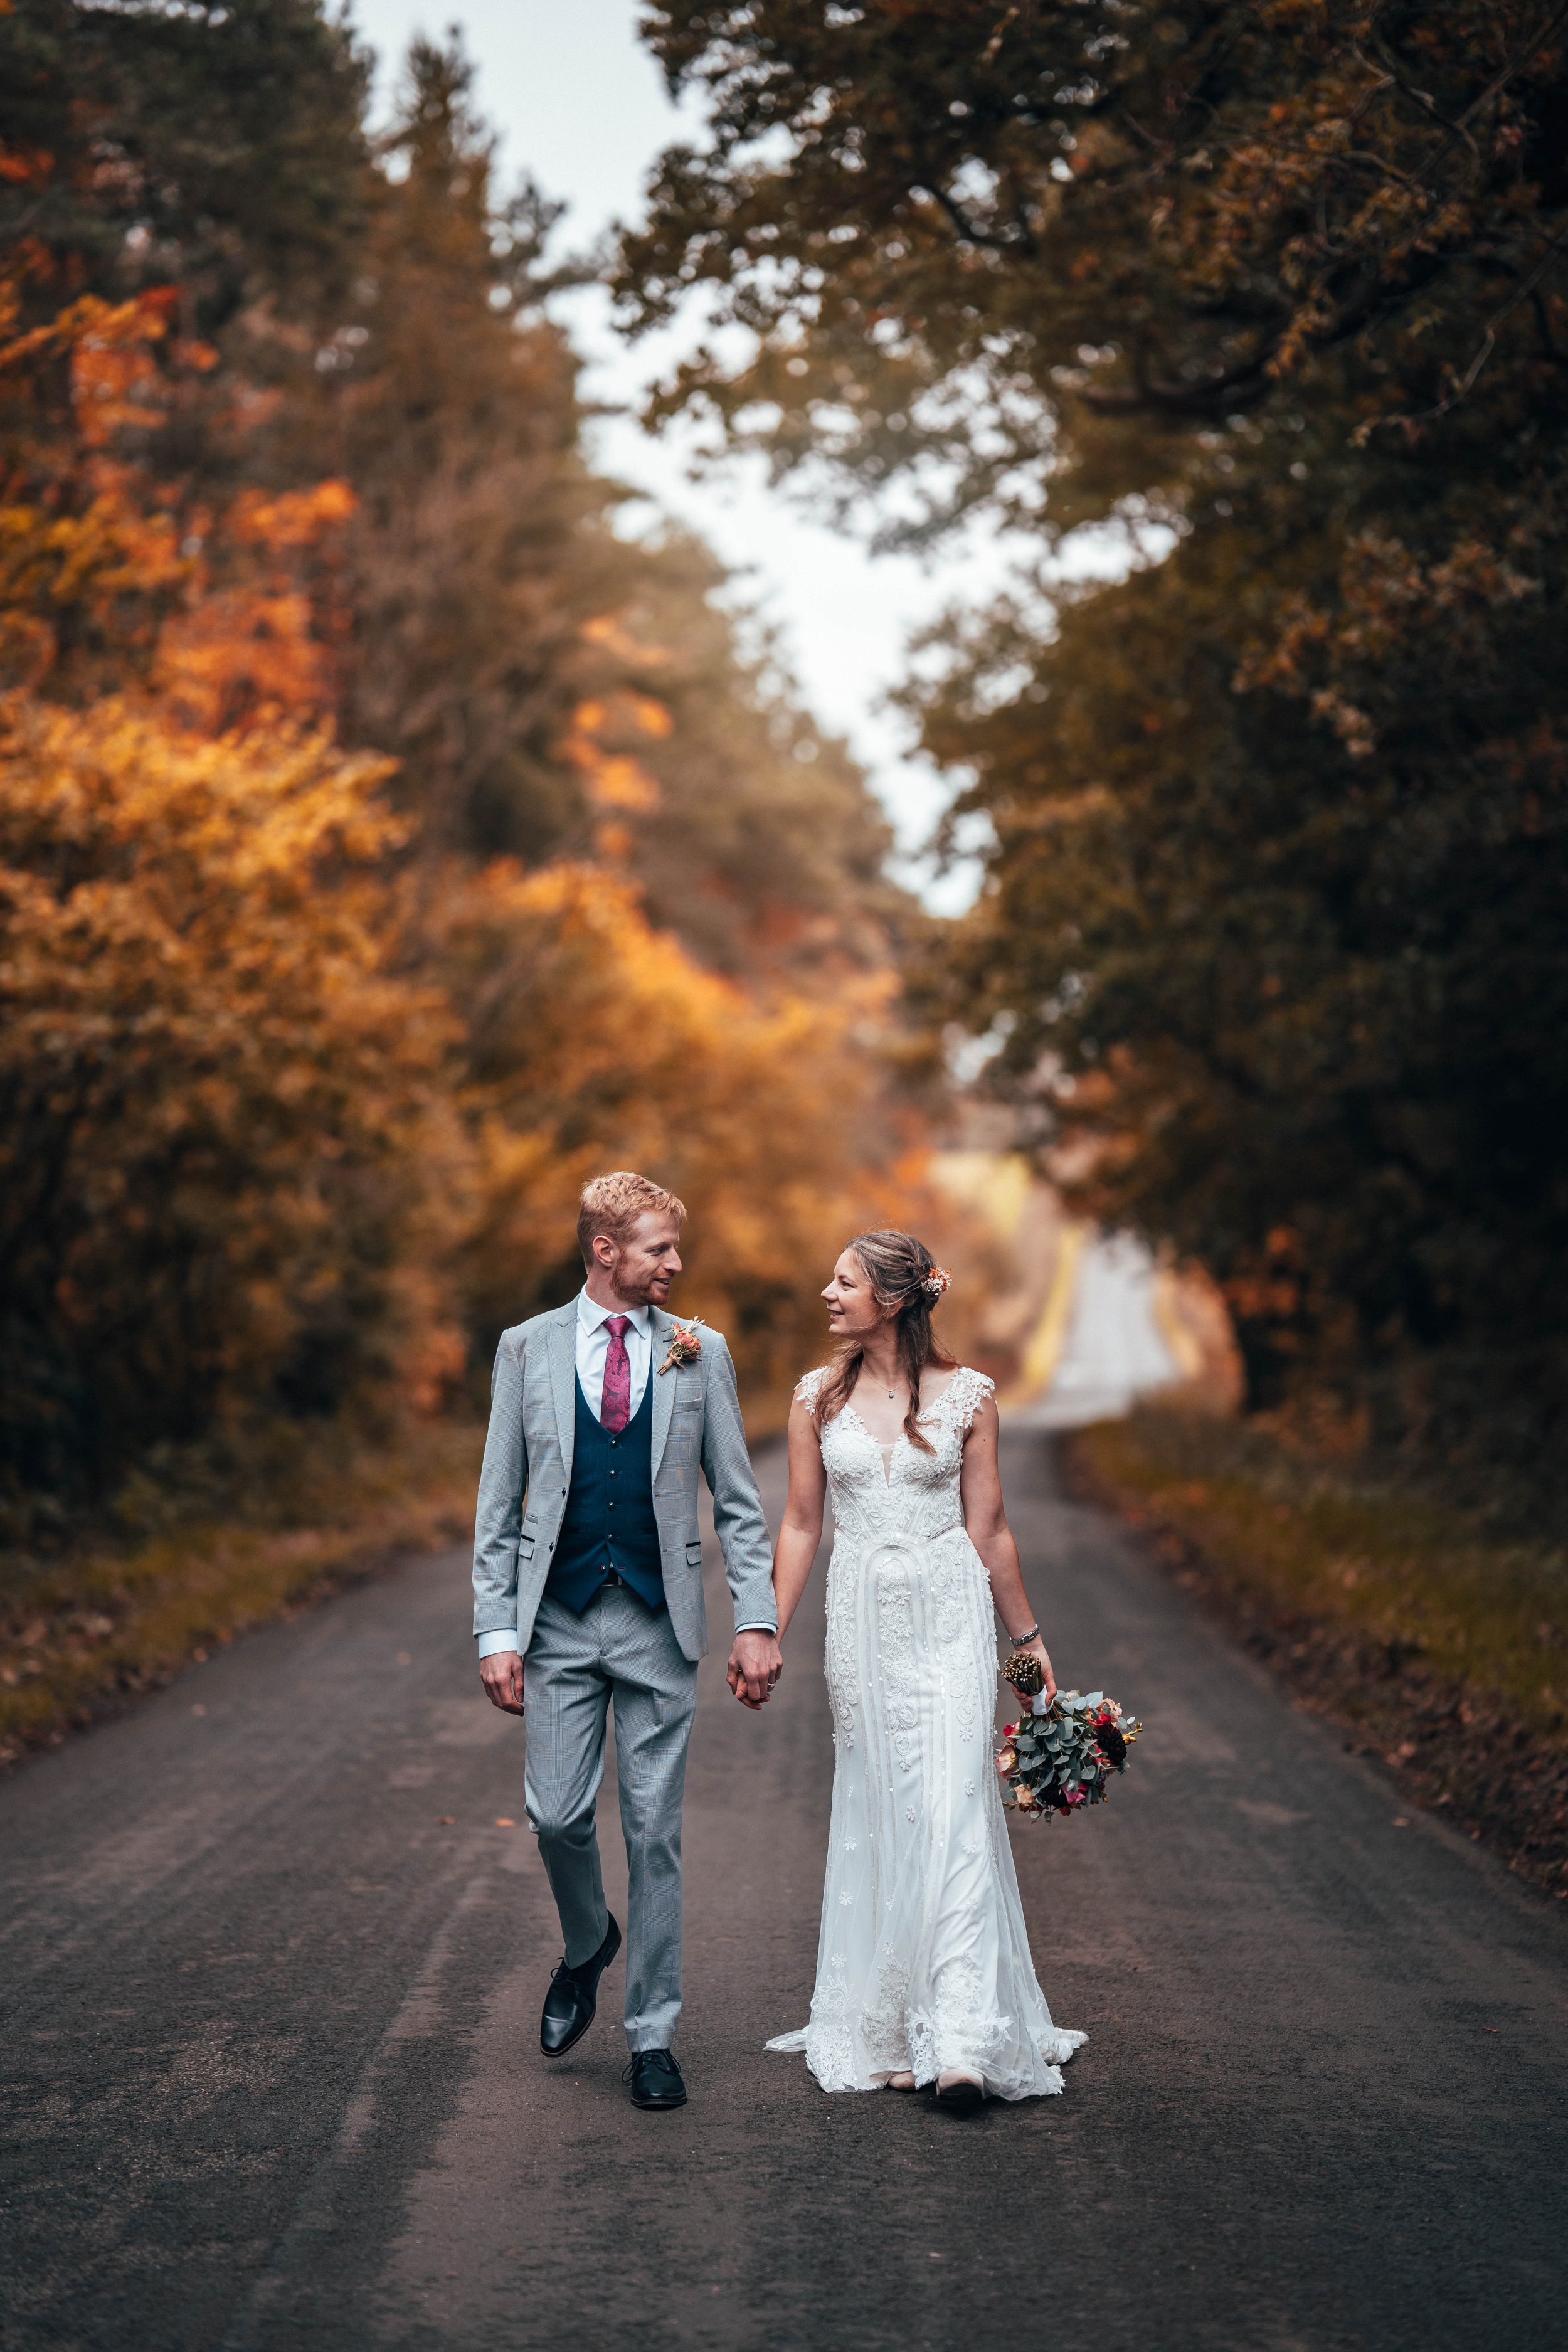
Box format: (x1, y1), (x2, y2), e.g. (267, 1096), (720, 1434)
(997, 1687), (1142, 1820)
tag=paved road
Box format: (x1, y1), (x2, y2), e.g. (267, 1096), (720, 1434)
(3, 1432), (1565, 2352)
(1030, 1231), (1180, 1428)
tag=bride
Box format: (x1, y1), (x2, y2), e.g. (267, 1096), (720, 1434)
(764, 1229), (1086, 2110)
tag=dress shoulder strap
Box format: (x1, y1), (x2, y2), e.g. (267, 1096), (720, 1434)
(940, 1365), (995, 1434)
(793, 1365), (831, 1410)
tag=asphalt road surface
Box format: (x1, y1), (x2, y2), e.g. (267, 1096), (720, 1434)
(3, 1431), (1565, 2352)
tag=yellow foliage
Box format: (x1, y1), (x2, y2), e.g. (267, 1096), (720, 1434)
(562, 696), (663, 812)
(430, 859), (924, 1419)
(580, 612), (671, 667)
(0, 97), (952, 1534)
(152, 482), (359, 730)
(0, 694), (463, 1494)
(0, 262), (354, 722)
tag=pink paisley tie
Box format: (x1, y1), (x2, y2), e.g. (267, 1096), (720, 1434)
(600, 1315), (632, 1433)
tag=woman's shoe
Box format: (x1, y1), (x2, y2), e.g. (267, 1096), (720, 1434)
(933, 2070), (985, 2114)
(887, 2070), (917, 2090)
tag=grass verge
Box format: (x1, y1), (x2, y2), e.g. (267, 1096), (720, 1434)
(1069, 1407), (1568, 1902)
(0, 1417), (482, 1764)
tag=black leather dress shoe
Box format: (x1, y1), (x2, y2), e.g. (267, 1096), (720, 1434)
(623, 2048), (687, 2110)
(539, 1913), (621, 2057)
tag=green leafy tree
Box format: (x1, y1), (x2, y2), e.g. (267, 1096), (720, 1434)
(622, 2), (1568, 1508)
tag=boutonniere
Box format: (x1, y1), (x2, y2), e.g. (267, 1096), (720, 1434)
(657, 1317), (705, 1375)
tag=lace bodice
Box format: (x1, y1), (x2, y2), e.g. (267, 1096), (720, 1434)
(793, 1364), (993, 1550)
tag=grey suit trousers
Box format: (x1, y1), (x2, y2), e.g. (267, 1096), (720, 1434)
(524, 1585), (697, 2052)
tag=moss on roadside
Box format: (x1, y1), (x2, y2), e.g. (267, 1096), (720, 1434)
(1072, 1407), (1568, 1898)
(0, 1417), (482, 1762)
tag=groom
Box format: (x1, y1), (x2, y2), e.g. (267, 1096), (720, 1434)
(472, 1170), (783, 2111)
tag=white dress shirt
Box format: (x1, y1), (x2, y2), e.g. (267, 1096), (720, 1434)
(477, 1292), (776, 1655)
(575, 1287), (652, 1424)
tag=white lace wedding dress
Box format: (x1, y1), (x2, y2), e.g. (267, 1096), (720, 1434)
(766, 1365), (1086, 2099)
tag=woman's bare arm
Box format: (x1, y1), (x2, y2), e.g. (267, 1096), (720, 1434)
(772, 1396), (829, 1639)
(959, 1394), (1057, 1700)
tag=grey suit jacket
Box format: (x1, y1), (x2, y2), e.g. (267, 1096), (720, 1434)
(470, 1300), (777, 1664)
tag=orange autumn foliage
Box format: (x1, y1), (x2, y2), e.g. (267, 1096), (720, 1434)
(154, 478), (356, 732)
(0, 248), (352, 723)
(0, 27), (940, 1527)
(0, 696), (463, 1494)
(0, 277), (186, 692)
(430, 859), (923, 1414)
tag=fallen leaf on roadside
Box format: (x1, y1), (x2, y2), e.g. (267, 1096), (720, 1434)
(494, 1816), (516, 1828)
(437, 1816), (455, 1825)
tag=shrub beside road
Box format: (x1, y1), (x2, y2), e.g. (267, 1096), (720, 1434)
(1074, 1410), (1568, 1901)
(0, 1421), (480, 1765)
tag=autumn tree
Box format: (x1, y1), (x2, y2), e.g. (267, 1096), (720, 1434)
(305, 34), (898, 973)
(551, 532), (899, 978)
(622, 2), (1568, 1509)
(0, 698), (458, 1512)
(0, 5), (934, 1530)
(430, 857), (915, 1401)
(1, 0), (366, 328)
(0, 8), (452, 1515)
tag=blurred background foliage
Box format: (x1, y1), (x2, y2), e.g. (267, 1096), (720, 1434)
(623, 0), (1568, 1527)
(4, 0), (1565, 1572)
(0, 0), (961, 1557)
(3, 0), (1561, 1850)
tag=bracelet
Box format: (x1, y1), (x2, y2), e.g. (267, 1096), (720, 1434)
(1010, 1623), (1041, 1647)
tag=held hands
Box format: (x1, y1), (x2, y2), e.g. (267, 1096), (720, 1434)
(479, 1648), (525, 1715)
(481, 1635), (782, 1713)
(727, 1630), (783, 1710)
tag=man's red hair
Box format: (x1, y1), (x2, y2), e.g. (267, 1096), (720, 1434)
(576, 1170), (686, 1264)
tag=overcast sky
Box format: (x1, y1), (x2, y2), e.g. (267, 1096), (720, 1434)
(346, 0), (1023, 906)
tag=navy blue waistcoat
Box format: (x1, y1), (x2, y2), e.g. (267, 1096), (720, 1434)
(545, 1374), (665, 1614)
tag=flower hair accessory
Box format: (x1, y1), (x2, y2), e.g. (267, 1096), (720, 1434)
(921, 1264), (952, 1301)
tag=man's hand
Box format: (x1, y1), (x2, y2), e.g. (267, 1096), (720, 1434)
(480, 1648), (525, 1715)
(726, 1630), (783, 1710)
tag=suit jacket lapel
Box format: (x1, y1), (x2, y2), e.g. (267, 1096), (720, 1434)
(649, 1308), (677, 1475)
(547, 1303), (578, 1473)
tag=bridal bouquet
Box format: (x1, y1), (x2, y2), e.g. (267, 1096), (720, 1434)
(995, 1688), (1142, 1820)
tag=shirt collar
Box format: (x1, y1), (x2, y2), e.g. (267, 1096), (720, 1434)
(576, 1288), (651, 1337)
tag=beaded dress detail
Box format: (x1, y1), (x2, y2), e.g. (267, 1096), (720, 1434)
(765, 1366), (1086, 2098)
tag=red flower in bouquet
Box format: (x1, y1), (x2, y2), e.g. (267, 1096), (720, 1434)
(995, 1687), (1143, 1822)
